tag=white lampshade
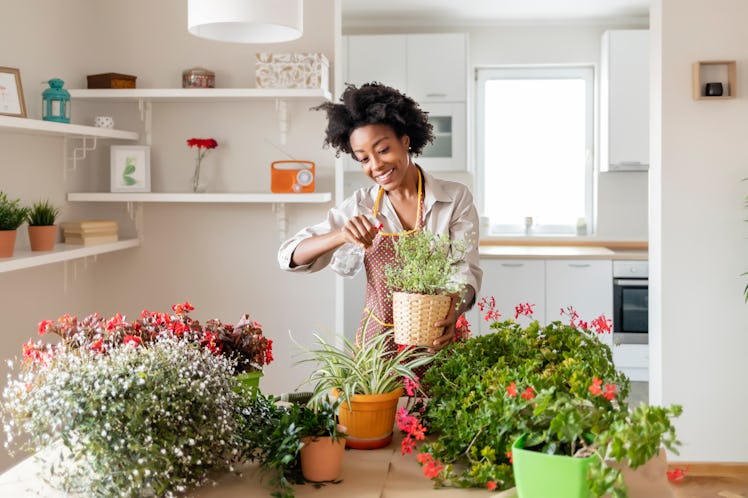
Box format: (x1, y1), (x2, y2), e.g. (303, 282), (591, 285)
(188, 0), (303, 44)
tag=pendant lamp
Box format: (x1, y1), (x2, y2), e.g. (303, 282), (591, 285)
(188, 0), (303, 43)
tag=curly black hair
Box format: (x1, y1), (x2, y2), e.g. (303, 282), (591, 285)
(314, 82), (434, 159)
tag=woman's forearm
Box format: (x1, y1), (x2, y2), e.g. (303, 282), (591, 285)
(290, 230), (346, 267)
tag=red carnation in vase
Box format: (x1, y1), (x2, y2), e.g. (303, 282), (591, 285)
(187, 138), (219, 192)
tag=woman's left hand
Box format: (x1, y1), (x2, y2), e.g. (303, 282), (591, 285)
(430, 294), (460, 352)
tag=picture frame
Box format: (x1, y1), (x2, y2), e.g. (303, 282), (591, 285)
(110, 145), (151, 192)
(0, 67), (27, 117)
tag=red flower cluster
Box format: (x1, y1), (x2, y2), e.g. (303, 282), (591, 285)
(588, 376), (617, 401)
(31, 302), (273, 375)
(514, 302), (535, 319)
(477, 296), (502, 322)
(186, 138), (218, 149)
(416, 452), (444, 479)
(666, 466), (688, 483)
(506, 381), (535, 400)
(454, 314), (471, 342)
(396, 406), (427, 455)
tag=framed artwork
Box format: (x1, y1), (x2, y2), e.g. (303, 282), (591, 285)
(110, 145), (151, 192)
(0, 67), (27, 117)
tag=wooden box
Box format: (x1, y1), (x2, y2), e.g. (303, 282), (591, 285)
(87, 73), (137, 89)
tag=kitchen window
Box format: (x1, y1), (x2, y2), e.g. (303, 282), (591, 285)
(475, 66), (594, 235)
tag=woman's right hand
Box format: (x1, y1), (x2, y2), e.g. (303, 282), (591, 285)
(340, 215), (380, 249)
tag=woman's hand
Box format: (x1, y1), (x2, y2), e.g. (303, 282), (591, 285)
(431, 294), (460, 352)
(340, 215), (380, 249)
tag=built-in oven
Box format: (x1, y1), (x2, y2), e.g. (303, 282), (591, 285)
(612, 260), (648, 345)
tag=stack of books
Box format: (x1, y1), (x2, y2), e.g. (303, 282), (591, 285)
(61, 220), (119, 246)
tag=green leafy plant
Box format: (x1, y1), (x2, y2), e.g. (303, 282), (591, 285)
(410, 300), (682, 497)
(236, 394), (345, 498)
(295, 325), (434, 408)
(0, 191), (30, 230)
(384, 229), (468, 295)
(26, 199), (60, 226)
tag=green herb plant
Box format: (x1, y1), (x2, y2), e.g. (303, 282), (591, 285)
(384, 229), (468, 296)
(0, 191), (30, 230)
(414, 301), (682, 497)
(26, 199), (60, 226)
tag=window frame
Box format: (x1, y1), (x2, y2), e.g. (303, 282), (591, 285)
(475, 65), (595, 236)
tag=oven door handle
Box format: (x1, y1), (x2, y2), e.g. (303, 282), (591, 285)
(614, 278), (649, 286)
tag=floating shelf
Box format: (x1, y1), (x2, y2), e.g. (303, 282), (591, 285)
(0, 115), (139, 140)
(67, 192), (332, 203)
(692, 60), (737, 100)
(68, 87), (332, 103)
(0, 239), (140, 274)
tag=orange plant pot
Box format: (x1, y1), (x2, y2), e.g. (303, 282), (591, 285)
(335, 388), (403, 450)
(28, 225), (57, 252)
(300, 435), (346, 482)
(0, 230), (18, 258)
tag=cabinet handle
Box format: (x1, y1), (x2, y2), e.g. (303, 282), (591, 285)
(501, 263), (524, 268)
(568, 263), (591, 268)
(425, 93), (447, 98)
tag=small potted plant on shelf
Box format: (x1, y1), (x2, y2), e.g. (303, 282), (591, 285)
(26, 199), (60, 251)
(294, 320), (434, 449)
(409, 299), (682, 497)
(0, 191), (30, 257)
(384, 229), (468, 346)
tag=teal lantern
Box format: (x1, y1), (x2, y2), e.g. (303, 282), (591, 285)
(42, 78), (71, 123)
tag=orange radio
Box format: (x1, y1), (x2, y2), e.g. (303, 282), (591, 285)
(271, 160), (315, 193)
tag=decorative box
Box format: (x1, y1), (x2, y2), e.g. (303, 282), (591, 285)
(255, 53), (329, 90)
(182, 67), (215, 88)
(87, 73), (137, 89)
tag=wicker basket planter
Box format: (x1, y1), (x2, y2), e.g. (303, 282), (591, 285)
(393, 292), (452, 346)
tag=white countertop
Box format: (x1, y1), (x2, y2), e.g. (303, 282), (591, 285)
(479, 245), (647, 260)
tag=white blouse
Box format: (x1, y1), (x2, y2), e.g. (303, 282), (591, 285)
(277, 168), (483, 298)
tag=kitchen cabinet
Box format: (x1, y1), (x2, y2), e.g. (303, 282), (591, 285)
(469, 259), (545, 336)
(343, 33), (468, 171)
(472, 258), (612, 346)
(600, 29), (649, 172)
(611, 343), (648, 382)
(0, 115), (141, 274)
(546, 259), (613, 347)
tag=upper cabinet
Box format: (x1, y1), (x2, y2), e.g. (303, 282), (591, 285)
(600, 29), (649, 172)
(344, 33), (468, 171)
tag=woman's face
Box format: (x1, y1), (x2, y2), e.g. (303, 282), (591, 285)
(349, 124), (411, 190)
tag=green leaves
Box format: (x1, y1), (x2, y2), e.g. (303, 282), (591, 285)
(0, 190), (30, 230)
(384, 230), (468, 295)
(26, 199), (59, 226)
(122, 156), (137, 186)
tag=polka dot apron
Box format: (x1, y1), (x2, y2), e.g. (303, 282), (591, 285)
(357, 168), (424, 355)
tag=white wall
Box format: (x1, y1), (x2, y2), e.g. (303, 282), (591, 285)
(0, 0), (339, 472)
(651, 0), (748, 461)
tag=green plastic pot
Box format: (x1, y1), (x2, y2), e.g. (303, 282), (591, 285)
(234, 371), (263, 397)
(512, 435), (594, 498)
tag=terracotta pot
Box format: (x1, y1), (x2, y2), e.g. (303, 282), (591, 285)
(300, 435), (346, 482)
(335, 388), (403, 450)
(0, 230), (18, 258)
(28, 225), (57, 252)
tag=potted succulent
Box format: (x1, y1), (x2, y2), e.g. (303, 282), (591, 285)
(0, 191), (30, 257)
(384, 229), (468, 346)
(409, 300), (682, 497)
(295, 322), (434, 449)
(26, 199), (60, 251)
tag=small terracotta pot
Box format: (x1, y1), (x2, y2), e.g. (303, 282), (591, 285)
(300, 435), (346, 482)
(28, 225), (57, 252)
(0, 229), (18, 258)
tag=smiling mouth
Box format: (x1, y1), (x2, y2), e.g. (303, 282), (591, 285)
(376, 169), (394, 182)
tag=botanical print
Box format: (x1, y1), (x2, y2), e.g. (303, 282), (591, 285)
(0, 72), (21, 115)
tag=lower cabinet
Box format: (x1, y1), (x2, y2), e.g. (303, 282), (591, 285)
(473, 258), (613, 348)
(611, 343), (649, 382)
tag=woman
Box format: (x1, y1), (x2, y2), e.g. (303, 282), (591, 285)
(277, 83), (482, 351)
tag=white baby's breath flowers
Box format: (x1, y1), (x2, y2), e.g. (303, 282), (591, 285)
(2, 335), (240, 497)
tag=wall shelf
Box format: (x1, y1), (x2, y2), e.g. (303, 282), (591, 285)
(0, 115), (139, 140)
(0, 239), (140, 274)
(67, 192), (332, 203)
(68, 88), (332, 103)
(692, 60), (737, 100)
